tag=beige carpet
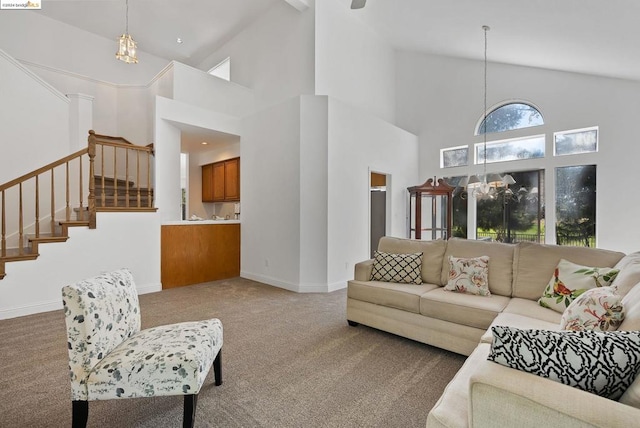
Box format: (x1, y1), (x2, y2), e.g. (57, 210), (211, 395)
(0, 278), (465, 427)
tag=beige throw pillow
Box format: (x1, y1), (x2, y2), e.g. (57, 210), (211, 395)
(444, 255), (490, 296)
(538, 259), (619, 313)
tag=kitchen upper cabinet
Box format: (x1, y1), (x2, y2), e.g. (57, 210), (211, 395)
(202, 163), (214, 202)
(202, 157), (240, 202)
(224, 157), (240, 201)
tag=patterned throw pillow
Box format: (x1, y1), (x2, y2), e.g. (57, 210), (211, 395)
(444, 255), (490, 296)
(538, 259), (619, 313)
(488, 326), (640, 400)
(370, 251), (422, 284)
(561, 287), (625, 332)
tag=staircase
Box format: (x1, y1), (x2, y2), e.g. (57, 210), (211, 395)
(0, 131), (156, 279)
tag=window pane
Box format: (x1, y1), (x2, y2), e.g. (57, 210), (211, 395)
(554, 128), (598, 156)
(555, 165), (596, 247)
(476, 170), (545, 243)
(441, 146), (469, 168)
(444, 176), (468, 238)
(478, 103), (544, 135)
(476, 135), (545, 164)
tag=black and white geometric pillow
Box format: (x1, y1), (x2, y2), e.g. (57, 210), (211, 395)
(370, 251), (423, 284)
(487, 326), (640, 400)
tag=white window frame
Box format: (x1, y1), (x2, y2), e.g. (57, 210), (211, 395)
(440, 145), (469, 168)
(474, 134), (546, 164)
(553, 126), (599, 157)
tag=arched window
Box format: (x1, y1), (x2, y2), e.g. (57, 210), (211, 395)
(476, 102), (543, 135)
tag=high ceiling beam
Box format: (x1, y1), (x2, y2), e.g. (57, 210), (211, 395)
(283, 0), (309, 12)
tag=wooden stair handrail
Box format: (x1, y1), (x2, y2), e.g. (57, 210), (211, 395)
(0, 148), (87, 192)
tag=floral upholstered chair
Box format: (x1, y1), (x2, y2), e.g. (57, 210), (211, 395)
(62, 269), (223, 428)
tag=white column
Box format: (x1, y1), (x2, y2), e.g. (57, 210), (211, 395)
(67, 93), (94, 151)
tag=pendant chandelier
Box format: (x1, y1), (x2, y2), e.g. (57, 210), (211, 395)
(116, 0), (138, 64)
(465, 25), (513, 200)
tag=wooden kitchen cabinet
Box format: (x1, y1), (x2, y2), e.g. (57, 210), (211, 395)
(202, 163), (214, 202)
(202, 157), (240, 202)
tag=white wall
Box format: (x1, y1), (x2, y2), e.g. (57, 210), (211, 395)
(0, 50), (70, 183)
(0, 212), (161, 320)
(396, 52), (640, 254)
(240, 97), (302, 290)
(0, 11), (168, 86)
(326, 97), (419, 286)
(315, 0), (396, 124)
(241, 95), (418, 292)
(197, 0), (315, 113)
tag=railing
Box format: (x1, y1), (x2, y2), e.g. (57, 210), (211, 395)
(89, 130), (154, 215)
(0, 148), (89, 256)
(476, 231), (544, 244)
(0, 130), (154, 259)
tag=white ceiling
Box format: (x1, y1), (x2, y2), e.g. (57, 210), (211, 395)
(35, 0), (640, 148)
(36, 0), (640, 82)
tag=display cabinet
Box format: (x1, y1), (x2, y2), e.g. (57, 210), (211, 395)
(408, 178), (454, 240)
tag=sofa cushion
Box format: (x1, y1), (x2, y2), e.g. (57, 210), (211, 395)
(480, 312), (561, 343)
(378, 236), (446, 285)
(619, 283), (640, 409)
(444, 255), (490, 296)
(420, 287), (509, 330)
(503, 298), (563, 323)
(560, 287), (625, 332)
(426, 343), (492, 428)
(347, 280), (438, 313)
(612, 252), (640, 297)
(440, 238), (515, 296)
(488, 326), (640, 400)
(370, 251), (423, 284)
(538, 259), (619, 313)
(512, 241), (625, 300)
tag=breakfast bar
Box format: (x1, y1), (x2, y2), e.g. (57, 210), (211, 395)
(161, 220), (240, 288)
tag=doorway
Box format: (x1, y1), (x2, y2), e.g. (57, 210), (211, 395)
(370, 172), (388, 258)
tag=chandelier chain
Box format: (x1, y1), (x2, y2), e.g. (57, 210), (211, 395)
(482, 25), (489, 175)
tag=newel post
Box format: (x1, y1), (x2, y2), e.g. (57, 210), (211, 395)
(88, 130), (97, 229)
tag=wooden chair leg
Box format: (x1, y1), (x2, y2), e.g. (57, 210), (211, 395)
(72, 400), (88, 428)
(213, 349), (223, 386)
(183, 394), (198, 428)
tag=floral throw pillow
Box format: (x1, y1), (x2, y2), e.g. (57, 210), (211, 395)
(370, 251), (423, 284)
(538, 259), (619, 313)
(444, 255), (490, 296)
(560, 287), (625, 332)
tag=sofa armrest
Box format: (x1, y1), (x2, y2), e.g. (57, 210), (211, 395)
(354, 259), (374, 281)
(469, 360), (640, 428)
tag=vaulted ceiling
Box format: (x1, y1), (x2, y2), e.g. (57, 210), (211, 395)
(37, 0), (640, 82)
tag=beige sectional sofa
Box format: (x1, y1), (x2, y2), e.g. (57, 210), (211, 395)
(347, 236), (640, 427)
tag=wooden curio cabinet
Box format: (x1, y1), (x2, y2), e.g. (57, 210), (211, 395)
(408, 178), (454, 240)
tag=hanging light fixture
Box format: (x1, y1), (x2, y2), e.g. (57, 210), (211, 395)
(116, 0), (138, 64)
(466, 25), (514, 200)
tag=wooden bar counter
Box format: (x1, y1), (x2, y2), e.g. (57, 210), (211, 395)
(161, 220), (240, 289)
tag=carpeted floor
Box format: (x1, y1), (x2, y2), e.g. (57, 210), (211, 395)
(0, 278), (466, 427)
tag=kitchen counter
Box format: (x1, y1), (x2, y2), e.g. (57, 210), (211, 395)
(162, 219), (241, 225)
(161, 221), (240, 288)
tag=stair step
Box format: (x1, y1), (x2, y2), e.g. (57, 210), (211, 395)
(0, 247), (39, 262)
(27, 233), (68, 244)
(94, 176), (136, 187)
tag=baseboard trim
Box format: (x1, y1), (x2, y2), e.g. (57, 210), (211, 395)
(0, 300), (62, 320)
(240, 271), (346, 293)
(0, 282), (163, 320)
